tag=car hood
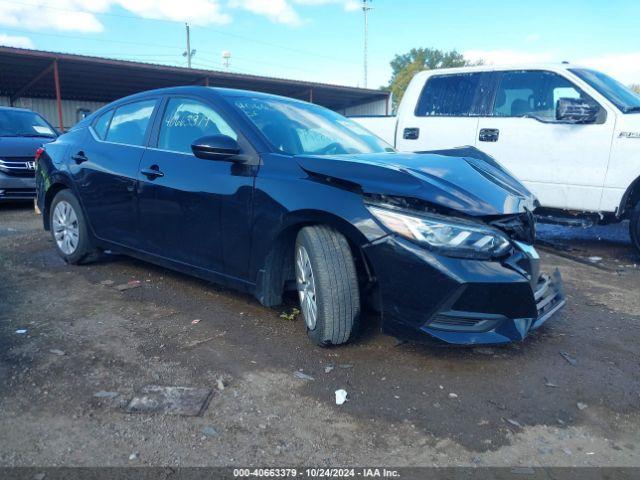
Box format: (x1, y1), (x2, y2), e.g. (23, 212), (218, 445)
(295, 146), (537, 216)
(0, 136), (55, 157)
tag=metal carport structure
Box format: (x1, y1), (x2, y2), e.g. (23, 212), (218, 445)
(0, 46), (390, 131)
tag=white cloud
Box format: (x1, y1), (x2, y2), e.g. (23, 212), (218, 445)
(0, 33), (35, 49)
(113, 0), (231, 26)
(293, 0), (360, 9)
(0, 0), (358, 34)
(462, 49), (640, 85)
(577, 53), (640, 85)
(0, 0), (231, 33)
(230, 0), (302, 25)
(463, 49), (555, 65)
(0, 1), (106, 33)
(230, 0), (359, 25)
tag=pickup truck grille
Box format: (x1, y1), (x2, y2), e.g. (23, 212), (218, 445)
(0, 157), (37, 177)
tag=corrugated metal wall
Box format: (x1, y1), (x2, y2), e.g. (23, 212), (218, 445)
(1, 94), (387, 128)
(341, 97), (390, 116)
(0, 96), (106, 130)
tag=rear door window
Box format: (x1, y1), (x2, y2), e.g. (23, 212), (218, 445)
(106, 99), (157, 146)
(415, 73), (484, 117)
(93, 110), (113, 140)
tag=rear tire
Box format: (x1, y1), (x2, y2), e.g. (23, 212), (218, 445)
(630, 203), (640, 256)
(295, 226), (360, 346)
(50, 189), (93, 264)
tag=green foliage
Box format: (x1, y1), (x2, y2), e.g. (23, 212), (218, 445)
(280, 307), (300, 321)
(386, 48), (482, 110)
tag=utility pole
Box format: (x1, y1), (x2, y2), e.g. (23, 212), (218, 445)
(362, 0), (372, 88)
(183, 23), (196, 68)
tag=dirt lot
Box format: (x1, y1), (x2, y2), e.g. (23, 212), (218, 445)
(1, 202), (639, 467)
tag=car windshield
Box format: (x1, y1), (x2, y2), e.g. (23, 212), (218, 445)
(570, 68), (640, 113)
(230, 96), (394, 156)
(0, 109), (57, 137)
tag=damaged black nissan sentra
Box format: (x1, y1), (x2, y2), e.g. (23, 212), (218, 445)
(36, 86), (565, 346)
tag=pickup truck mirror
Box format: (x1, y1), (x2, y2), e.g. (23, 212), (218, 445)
(556, 98), (600, 124)
(191, 135), (242, 161)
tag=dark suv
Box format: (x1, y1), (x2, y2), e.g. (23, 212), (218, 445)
(36, 86), (565, 347)
(0, 107), (57, 201)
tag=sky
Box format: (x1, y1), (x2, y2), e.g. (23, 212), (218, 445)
(1, 0), (639, 90)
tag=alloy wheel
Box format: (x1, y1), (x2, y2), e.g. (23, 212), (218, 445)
(295, 245), (318, 330)
(52, 200), (80, 255)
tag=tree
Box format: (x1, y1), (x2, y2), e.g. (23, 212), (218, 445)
(385, 48), (480, 110)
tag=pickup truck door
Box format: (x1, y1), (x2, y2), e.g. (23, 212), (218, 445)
(137, 96), (256, 279)
(395, 72), (492, 152)
(475, 70), (615, 211)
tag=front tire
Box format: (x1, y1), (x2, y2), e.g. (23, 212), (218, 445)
(295, 226), (360, 346)
(50, 189), (93, 264)
(630, 203), (640, 256)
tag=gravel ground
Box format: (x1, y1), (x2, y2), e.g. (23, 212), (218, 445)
(0, 202), (639, 467)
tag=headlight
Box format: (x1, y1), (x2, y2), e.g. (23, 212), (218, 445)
(367, 205), (512, 260)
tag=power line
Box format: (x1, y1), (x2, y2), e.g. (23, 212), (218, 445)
(1, 27), (182, 51)
(1, 27), (333, 79)
(1, 0), (356, 65)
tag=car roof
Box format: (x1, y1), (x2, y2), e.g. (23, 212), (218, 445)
(108, 85), (306, 106)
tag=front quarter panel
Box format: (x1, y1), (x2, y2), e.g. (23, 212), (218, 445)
(603, 116), (640, 213)
(249, 153), (387, 281)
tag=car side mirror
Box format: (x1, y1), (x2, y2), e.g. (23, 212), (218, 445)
(191, 135), (242, 161)
(556, 98), (600, 124)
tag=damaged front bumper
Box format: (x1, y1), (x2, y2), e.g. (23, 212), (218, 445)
(364, 235), (565, 345)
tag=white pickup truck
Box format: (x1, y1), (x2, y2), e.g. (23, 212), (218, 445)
(353, 64), (640, 254)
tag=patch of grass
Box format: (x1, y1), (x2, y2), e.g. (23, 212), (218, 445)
(280, 307), (300, 321)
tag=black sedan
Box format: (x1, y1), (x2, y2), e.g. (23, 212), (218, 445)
(36, 86), (565, 346)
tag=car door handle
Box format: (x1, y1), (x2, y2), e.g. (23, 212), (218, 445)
(140, 166), (164, 180)
(479, 128), (499, 142)
(71, 151), (89, 164)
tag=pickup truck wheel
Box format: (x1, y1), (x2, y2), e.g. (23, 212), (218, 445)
(50, 189), (93, 264)
(295, 226), (360, 346)
(631, 204), (640, 256)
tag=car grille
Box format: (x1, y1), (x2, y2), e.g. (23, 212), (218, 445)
(0, 157), (37, 177)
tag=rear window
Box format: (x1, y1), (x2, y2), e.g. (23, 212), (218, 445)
(105, 99), (157, 146)
(415, 73), (483, 117)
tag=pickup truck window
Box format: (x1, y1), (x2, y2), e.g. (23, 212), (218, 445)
(232, 97), (392, 156)
(570, 68), (640, 113)
(493, 70), (596, 121)
(415, 73), (484, 117)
